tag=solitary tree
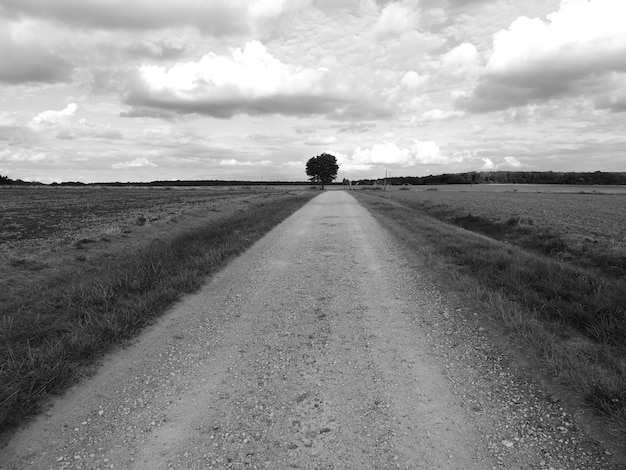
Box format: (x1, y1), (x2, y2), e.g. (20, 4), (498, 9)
(305, 153), (339, 189)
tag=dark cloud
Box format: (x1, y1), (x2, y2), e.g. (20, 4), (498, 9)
(124, 89), (393, 121)
(457, 76), (577, 113)
(595, 94), (626, 113)
(123, 88), (354, 120)
(119, 107), (178, 120)
(0, 43), (73, 84)
(458, 68), (626, 113)
(0, 0), (248, 34)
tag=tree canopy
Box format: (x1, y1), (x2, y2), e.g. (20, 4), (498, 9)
(305, 153), (339, 189)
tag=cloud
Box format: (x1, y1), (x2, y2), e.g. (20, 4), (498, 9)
(0, 148), (59, 163)
(342, 140), (463, 170)
(29, 103), (78, 128)
(373, 1), (419, 39)
(596, 94), (626, 113)
(419, 109), (464, 121)
(504, 156), (522, 167)
(0, 23), (73, 84)
(481, 157), (495, 169)
(479, 156), (524, 170)
(112, 157), (157, 169)
(127, 40), (186, 60)
(124, 41), (387, 120)
(443, 0), (490, 8)
(218, 159), (272, 167)
(304, 135), (337, 145)
(0, 112), (24, 141)
(0, 0), (252, 34)
(93, 129), (124, 139)
(400, 70), (428, 90)
(441, 42), (481, 77)
(294, 125), (317, 134)
(336, 122), (377, 134)
(594, 75), (626, 113)
(460, 0), (626, 112)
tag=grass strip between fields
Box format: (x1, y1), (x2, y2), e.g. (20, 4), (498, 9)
(353, 191), (626, 437)
(0, 192), (315, 433)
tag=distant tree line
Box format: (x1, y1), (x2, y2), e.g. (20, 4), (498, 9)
(0, 174), (43, 186)
(92, 180), (309, 187)
(3, 171), (625, 187)
(355, 171), (626, 186)
(0, 176), (307, 187)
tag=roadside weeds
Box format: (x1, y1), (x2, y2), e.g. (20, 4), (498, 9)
(353, 191), (626, 446)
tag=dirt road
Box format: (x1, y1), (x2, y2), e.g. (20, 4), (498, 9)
(1, 191), (619, 469)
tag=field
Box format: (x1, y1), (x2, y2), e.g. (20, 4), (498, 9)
(1, 186), (303, 306)
(352, 184), (626, 437)
(366, 184), (626, 277)
(0, 185), (315, 431)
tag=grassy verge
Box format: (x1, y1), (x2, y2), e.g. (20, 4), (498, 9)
(353, 191), (626, 436)
(0, 192), (315, 432)
(373, 191), (626, 279)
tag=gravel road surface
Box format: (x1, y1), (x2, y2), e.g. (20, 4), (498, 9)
(1, 191), (620, 469)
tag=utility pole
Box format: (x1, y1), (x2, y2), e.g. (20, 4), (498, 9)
(384, 168), (388, 191)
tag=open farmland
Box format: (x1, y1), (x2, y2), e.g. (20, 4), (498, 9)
(365, 184), (626, 277)
(0, 186), (291, 251)
(0, 185), (315, 430)
(0, 186), (305, 305)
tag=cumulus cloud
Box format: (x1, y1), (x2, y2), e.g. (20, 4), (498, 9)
(441, 42), (481, 77)
(481, 157), (495, 169)
(460, 0), (626, 112)
(504, 156), (522, 167)
(124, 41), (386, 119)
(29, 103), (78, 129)
(400, 70), (428, 90)
(341, 140), (463, 170)
(373, 1), (419, 39)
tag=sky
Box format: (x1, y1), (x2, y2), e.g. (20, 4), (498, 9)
(1, 0), (626, 183)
